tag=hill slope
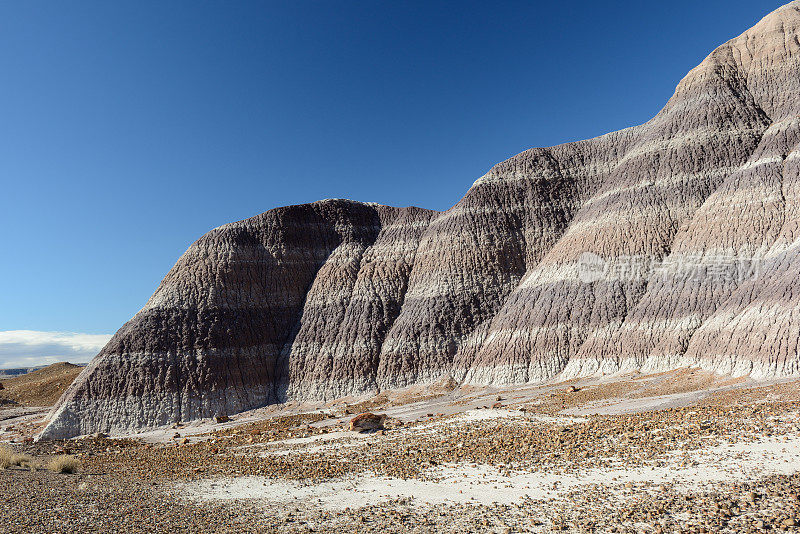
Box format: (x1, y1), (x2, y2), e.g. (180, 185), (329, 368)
(39, 1), (800, 439)
(0, 363), (83, 407)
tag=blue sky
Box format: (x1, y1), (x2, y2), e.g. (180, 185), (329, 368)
(0, 1), (785, 366)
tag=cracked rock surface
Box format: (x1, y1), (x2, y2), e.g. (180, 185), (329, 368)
(40, 2), (800, 438)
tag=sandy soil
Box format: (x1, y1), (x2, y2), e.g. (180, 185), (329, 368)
(183, 428), (800, 510)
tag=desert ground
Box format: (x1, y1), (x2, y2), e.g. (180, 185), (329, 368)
(3, 367), (800, 533)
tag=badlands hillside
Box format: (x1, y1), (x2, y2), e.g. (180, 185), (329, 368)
(41, 1), (800, 439)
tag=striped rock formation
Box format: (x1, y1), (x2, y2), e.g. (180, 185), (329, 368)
(41, 2), (800, 438)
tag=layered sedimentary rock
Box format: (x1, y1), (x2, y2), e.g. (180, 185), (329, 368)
(40, 2), (800, 438)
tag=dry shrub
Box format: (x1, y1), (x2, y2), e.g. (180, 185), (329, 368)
(0, 445), (34, 469)
(47, 455), (79, 474)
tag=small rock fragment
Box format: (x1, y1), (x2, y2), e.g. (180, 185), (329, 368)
(349, 412), (386, 432)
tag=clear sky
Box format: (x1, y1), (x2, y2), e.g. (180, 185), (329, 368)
(0, 0), (786, 366)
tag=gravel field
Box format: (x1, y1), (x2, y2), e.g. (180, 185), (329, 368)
(3, 371), (800, 533)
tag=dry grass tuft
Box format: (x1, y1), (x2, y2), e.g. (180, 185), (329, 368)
(0, 445), (34, 469)
(47, 455), (79, 474)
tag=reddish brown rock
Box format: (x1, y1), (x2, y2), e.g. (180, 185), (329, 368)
(349, 413), (386, 432)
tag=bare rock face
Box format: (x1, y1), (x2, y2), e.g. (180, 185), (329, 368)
(39, 2), (800, 439)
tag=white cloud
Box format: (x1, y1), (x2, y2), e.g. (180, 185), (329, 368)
(0, 330), (112, 369)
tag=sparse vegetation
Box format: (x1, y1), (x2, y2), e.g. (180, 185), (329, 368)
(47, 455), (79, 474)
(0, 445), (34, 469)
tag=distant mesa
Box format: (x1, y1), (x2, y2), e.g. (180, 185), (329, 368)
(38, 1), (800, 439)
(0, 366), (47, 379)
